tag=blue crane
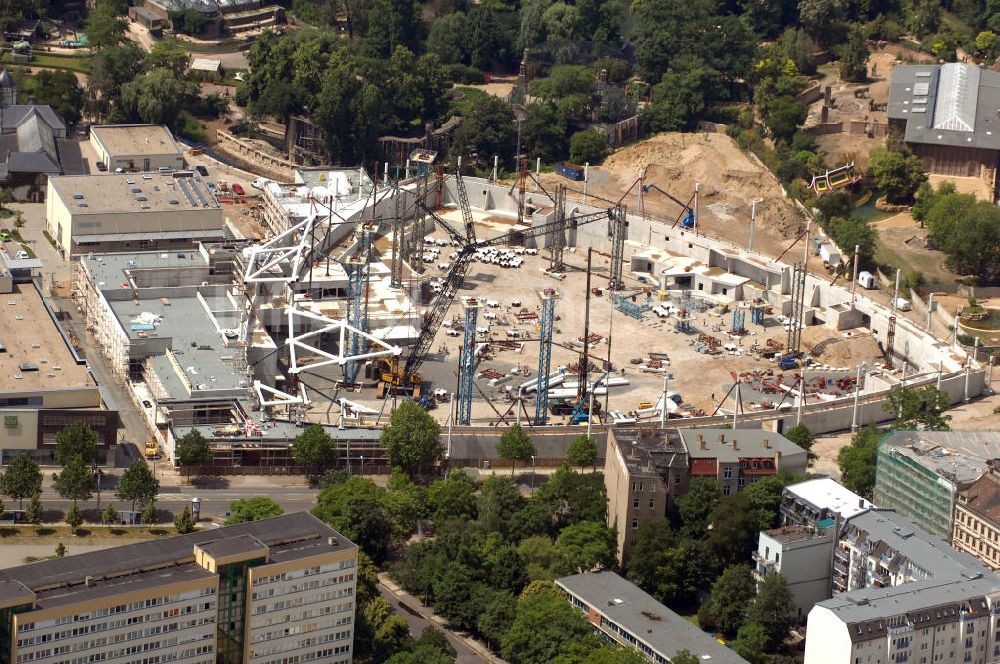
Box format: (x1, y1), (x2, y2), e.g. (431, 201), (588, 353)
(642, 184), (695, 229)
(569, 371), (610, 424)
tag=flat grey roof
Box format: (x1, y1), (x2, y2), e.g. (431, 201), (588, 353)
(82, 249), (212, 287)
(49, 171), (220, 215)
(881, 430), (1000, 487)
(557, 572), (749, 664)
(888, 63), (1000, 151)
(33, 563), (217, 611)
(0, 512), (353, 597)
(679, 428), (806, 462)
(197, 534), (268, 559)
(90, 124), (182, 158)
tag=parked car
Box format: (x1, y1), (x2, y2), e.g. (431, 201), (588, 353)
(15, 251), (29, 260)
(142, 400), (152, 409)
(231, 183), (246, 196)
(95, 161), (107, 172)
(251, 178), (270, 189)
(195, 165), (209, 176)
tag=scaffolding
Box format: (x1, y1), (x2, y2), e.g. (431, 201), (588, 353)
(614, 292), (652, 319)
(457, 297), (482, 425)
(787, 263), (806, 355)
(675, 309), (692, 332)
(750, 303), (765, 325)
(546, 184), (567, 271)
(390, 184), (403, 289)
(345, 222), (375, 384)
(535, 288), (562, 424)
(732, 307), (746, 334)
(609, 204), (627, 290)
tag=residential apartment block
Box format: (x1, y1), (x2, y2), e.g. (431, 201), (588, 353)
(954, 470), (1000, 570)
(876, 431), (1000, 542)
(556, 571), (749, 664)
(605, 426), (806, 562)
(754, 525), (836, 620)
(780, 478), (873, 528)
(0, 512), (357, 664)
(806, 508), (1000, 664)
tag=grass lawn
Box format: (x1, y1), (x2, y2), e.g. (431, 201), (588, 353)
(1, 51), (92, 73)
(448, 86), (488, 116)
(0, 525), (192, 542)
(874, 236), (954, 284)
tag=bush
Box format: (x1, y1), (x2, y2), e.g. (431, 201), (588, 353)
(569, 129), (607, 164)
(449, 64), (485, 84)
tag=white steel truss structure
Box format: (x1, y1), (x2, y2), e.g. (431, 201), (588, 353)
(253, 380), (310, 407)
(244, 213), (322, 284)
(286, 306), (401, 374)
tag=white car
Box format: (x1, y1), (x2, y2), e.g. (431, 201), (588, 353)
(438, 262), (450, 270)
(15, 250), (29, 260)
(483, 311), (497, 320)
(251, 178), (271, 189)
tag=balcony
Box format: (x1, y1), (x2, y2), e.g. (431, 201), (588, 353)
(872, 571), (888, 585)
(835, 547), (850, 562)
(834, 561), (849, 575)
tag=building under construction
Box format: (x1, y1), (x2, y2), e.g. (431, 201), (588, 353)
(72, 164), (986, 470)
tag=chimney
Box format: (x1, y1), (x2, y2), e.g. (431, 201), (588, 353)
(763, 438), (770, 449)
(698, 434), (706, 450)
(858, 498), (865, 509)
(732, 438), (738, 451)
(631, 442), (638, 459)
(775, 450), (782, 469)
(85, 576), (93, 587)
(327, 536), (338, 546)
(718, 433), (725, 444)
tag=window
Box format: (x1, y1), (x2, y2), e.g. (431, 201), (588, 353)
(723, 468), (733, 479)
(633, 498), (639, 508)
(649, 499), (655, 509)
(631, 519), (638, 530)
(723, 486), (731, 496)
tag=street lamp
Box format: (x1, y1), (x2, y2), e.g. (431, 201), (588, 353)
(530, 455), (536, 494)
(360, 455), (365, 477)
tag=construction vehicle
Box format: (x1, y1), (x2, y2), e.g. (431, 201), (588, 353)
(642, 183), (695, 229)
(144, 440), (161, 460)
(567, 371), (610, 424)
(377, 174), (615, 397)
(778, 353), (800, 370)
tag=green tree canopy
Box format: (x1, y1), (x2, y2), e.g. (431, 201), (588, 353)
(869, 147), (928, 204)
(500, 583), (598, 664)
(147, 38), (190, 75)
(115, 461), (160, 512)
(174, 505), (196, 533)
(55, 422), (99, 466)
(65, 500), (83, 529)
(452, 94), (517, 170)
(763, 95), (807, 144)
(569, 129), (607, 164)
(381, 400), (444, 475)
(886, 386), (952, 430)
(478, 474), (525, 535)
(292, 424), (337, 470)
(225, 497), (285, 525)
(706, 564), (756, 637)
(554, 521), (616, 572)
(496, 424), (536, 475)
(567, 435), (598, 468)
(313, 476), (394, 563)
(0, 453), (42, 508)
(518, 536), (569, 581)
(53, 455), (96, 503)
(676, 476), (719, 537)
(784, 423), (815, 458)
(732, 621), (770, 664)
(26, 493), (42, 526)
(175, 430), (214, 468)
(838, 425), (882, 497)
(427, 470), (478, 522)
(102, 503), (119, 527)
(85, 0), (128, 48)
(749, 573), (795, 649)
(838, 26), (869, 82)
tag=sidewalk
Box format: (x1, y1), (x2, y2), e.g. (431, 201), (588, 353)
(378, 573), (507, 664)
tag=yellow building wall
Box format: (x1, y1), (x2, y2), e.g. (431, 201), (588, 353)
(0, 409), (39, 450)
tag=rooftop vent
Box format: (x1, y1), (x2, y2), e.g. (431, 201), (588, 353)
(78, 202), (88, 208)
(130, 186), (141, 194)
(140, 204), (150, 210)
(168, 198), (179, 205)
(142, 174), (152, 180)
(135, 195), (147, 201)
(18, 362), (37, 371)
(72, 192), (84, 200)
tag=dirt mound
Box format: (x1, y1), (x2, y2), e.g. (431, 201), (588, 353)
(600, 132), (804, 241)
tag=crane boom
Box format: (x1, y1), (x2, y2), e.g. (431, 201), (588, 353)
(455, 170), (476, 244)
(642, 183), (695, 229)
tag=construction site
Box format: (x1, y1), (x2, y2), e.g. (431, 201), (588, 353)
(71, 151), (987, 470)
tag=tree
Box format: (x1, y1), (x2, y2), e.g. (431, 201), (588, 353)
(87, 43), (147, 122)
(102, 504), (119, 527)
(115, 461), (159, 512)
(433, 564), (485, 632)
(147, 38), (190, 76)
(291, 424), (337, 472)
(175, 430), (214, 469)
(1, 453), (42, 508)
(85, 0), (127, 48)
(313, 476), (394, 563)
(976, 30), (1000, 60)
(763, 96), (807, 144)
(708, 493), (761, 566)
(625, 519), (674, 590)
(478, 474), (524, 535)
(555, 521), (615, 572)
(381, 400), (444, 475)
(174, 505), (196, 534)
(55, 422), (99, 466)
(225, 497), (284, 525)
(451, 94), (517, 170)
(925, 194), (1000, 279)
(869, 147), (927, 204)
(732, 621), (770, 664)
(427, 12), (467, 64)
(706, 564), (756, 637)
(670, 651), (701, 664)
(121, 68), (199, 129)
(501, 583), (597, 664)
(838, 425), (881, 497)
(55, 542), (66, 557)
(141, 500), (158, 525)
(797, 0), (846, 43)
(644, 60), (726, 132)
(427, 471), (477, 522)
(676, 477), (719, 537)
(65, 500), (83, 529)
(749, 573), (794, 649)
(885, 386), (952, 430)
(742, 471), (803, 531)
(16, 70), (85, 124)
(364, 0), (419, 58)
(838, 26), (869, 83)
(53, 456), (95, 503)
(830, 216), (878, 271)
(784, 423), (815, 459)
(567, 435), (598, 469)
(569, 129), (606, 164)
(533, 466), (607, 528)
(478, 591), (517, 651)
(497, 424), (535, 476)
(518, 536), (569, 581)
(26, 493), (42, 526)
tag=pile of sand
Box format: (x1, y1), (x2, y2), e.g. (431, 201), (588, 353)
(600, 132), (804, 239)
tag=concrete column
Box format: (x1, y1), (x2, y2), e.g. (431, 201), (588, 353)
(851, 363), (863, 431)
(583, 163), (590, 204)
(926, 293), (935, 332)
(492, 155), (499, 182)
(892, 268), (901, 312)
(964, 362), (971, 402)
(797, 374), (804, 425)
